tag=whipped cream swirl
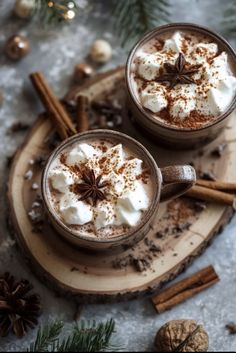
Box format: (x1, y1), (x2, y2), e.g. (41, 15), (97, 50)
(49, 143), (151, 231)
(134, 32), (236, 121)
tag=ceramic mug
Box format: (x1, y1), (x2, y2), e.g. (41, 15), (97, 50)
(42, 130), (196, 252)
(126, 23), (236, 149)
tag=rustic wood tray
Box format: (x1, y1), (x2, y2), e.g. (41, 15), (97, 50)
(7, 67), (236, 303)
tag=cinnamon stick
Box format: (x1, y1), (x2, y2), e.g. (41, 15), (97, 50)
(186, 185), (236, 209)
(30, 72), (77, 140)
(196, 179), (236, 193)
(77, 95), (90, 133)
(152, 266), (219, 314)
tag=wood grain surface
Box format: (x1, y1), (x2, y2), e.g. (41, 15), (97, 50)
(7, 68), (236, 303)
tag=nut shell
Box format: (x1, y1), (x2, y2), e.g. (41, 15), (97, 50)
(155, 320), (209, 352)
(5, 35), (30, 61)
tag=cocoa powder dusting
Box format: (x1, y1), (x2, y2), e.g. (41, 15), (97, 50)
(60, 153), (67, 165)
(154, 39), (164, 51)
(133, 31), (227, 129)
(112, 197), (205, 273)
(158, 108), (214, 129)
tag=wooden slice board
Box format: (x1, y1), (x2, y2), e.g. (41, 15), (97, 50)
(7, 67), (236, 303)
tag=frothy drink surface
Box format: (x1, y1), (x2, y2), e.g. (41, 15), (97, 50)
(131, 30), (236, 129)
(47, 139), (153, 239)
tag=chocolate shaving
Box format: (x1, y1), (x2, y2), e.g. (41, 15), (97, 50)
(198, 171), (217, 181)
(71, 267), (79, 272)
(6, 152), (16, 168)
(91, 98), (123, 129)
(226, 323), (236, 335)
(24, 170), (33, 180)
(193, 201), (207, 212)
(44, 131), (61, 150)
(156, 231), (165, 239)
(28, 209), (43, 224)
(211, 144), (227, 158)
(33, 155), (48, 166)
(144, 238), (162, 253)
(7, 121), (30, 134)
(112, 256), (132, 270)
(28, 196), (45, 233)
(133, 258), (151, 272)
(173, 222), (191, 233)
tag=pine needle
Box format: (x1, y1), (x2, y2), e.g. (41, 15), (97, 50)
(112, 0), (170, 47)
(222, 0), (236, 36)
(27, 321), (64, 352)
(32, 0), (77, 26)
(27, 319), (117, 352)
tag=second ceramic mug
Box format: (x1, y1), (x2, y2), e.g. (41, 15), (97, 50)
(126, 23), (236, 149)
(42, 130), (196, 252)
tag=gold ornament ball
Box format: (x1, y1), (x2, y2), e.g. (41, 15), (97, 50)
(14, 0), (35, 19)
(155, 320), (209, 352)
(5, 35), (30, 61)
(63, 9), (76, 21)
(73, 63), (94, 83)
(90, 39), (112, 64)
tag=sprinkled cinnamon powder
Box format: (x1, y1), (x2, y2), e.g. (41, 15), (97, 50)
(154, 39), (164, 51)
(158, 108), (214, 129)
(48, 138), (155, 239)
(68, 164), (83, 175)
(60, 153), (67, 165)
(136, 169), (151, 184)
(132, 29), (236, 129)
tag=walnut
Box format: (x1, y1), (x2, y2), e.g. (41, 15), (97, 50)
(155, 320), (209, 352)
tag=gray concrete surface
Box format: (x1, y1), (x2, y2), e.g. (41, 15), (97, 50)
(0, 0), (236, 351)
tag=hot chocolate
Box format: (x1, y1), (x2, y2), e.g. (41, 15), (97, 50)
(46, 138), (154, 239)
(131, 30), (236, 129)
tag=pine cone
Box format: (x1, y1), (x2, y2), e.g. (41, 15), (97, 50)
(0, 273), (41, 338)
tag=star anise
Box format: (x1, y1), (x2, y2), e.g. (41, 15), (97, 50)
(0, 273), (41, 338)
(156, 53), (200, 88)
(77, 168), (108, 206)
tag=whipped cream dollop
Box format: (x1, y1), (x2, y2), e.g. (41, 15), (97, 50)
(49, 143), (151, 232)
(134, 31), (236, 121)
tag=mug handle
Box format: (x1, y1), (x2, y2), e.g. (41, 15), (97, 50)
(160, 165), (196, 202)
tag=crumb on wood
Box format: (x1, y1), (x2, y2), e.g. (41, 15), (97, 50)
(226, 323), (236, 334)
(211, 143), (227, 158)
(7, 121), (30, 134)
(24, 170), (33, 180)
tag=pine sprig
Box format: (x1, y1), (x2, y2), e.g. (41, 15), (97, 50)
(32, 0), (77, 26)
(222, 0), (236, 36)
(112, 0), (170, 47)
(27, 321), (64, 352)
(27, 319), (117, 352)
(57, 320), (116, 352)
